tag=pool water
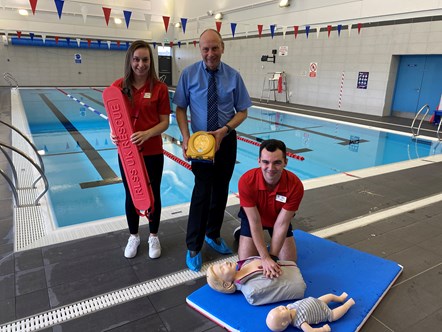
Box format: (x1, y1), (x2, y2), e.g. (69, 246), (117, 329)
(18, 88), (442, 227)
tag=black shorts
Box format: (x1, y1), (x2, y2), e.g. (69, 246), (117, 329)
(238, 207), (293, 238)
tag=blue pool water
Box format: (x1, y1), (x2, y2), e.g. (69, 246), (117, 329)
(18, 88), (442, 228)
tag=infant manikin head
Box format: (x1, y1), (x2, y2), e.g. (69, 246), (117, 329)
(266, 305), (292, 332)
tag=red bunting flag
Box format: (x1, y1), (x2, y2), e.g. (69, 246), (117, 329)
(169, 41), (173, 48)
(55, 36), (59, 44)
(193, 40), (197, 47)
(102, 7), (111, 26)
(117, 40), (121, 47)
(294, 26), (299, 39)
(29, 0), (37, 15)
(357, 23), (362, 34)
(216, 21), (222, 33)
(327, 25), (332, 37)
(87, 39), (91, 47)
(258, 24), (263, 38)
(163, 16), (170, 33)
(17, 31), (22, 39)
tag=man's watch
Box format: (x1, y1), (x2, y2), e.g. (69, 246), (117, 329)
(224, 124), (233, 135)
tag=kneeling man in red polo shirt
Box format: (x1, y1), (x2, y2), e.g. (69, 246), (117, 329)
(237, 139), (304, 280)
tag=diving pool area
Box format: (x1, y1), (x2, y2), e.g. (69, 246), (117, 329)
(11, 87), (442, 249)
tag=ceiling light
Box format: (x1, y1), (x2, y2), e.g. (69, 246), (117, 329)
(207, 10), (214, 16)
(18, 9), (29, 16)
(214, 12), (223, 20)
(175, 22), (182, 28)
(279, 0), (290, 7)
(114, 17), (122, 24)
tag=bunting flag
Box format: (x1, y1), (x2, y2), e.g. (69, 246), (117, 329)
(102, 7), (111, 26)
(358, 23), (362, 34)
(327, 25), (332, 37)
(97, 40), (101, 48)
(81, 5), (88, 23)
(123, 10), (132, 28)
(107, 41), (111, 49)
(282, 26), (287, 39)
(30, 32), (34, 41)
(126, 41), (130, 49)
(337, 24), (342, 36)
(42, 34), (46, 44)
(186, 41), (189, 47)
(162, 16), (170, 33)
(169, 41), (173, 48)
(55, 36), (59, 44)
(66, 37), (70, 46)
(305, 25), (310, 38)
(294, 25), (299, 39)
(178, 41), (181, 48)
(54, 0), (64, 19)
(348, 24), (352, 36)
(193, 40), (197, 47)
(231, 23), (237, 38)
(316, 26), (321, 39)
(17, 31), (22, 39)
(29, 0), (37, 15)
(216, 21), (222, 33)
(144, 14), (152, 29)
(153, 42), (157, 49)
(257, 24), (263, 38)
(76, 38), (81, 47)
(117, 40), (121, 48)
(87, 39), (91, 47)
(181, 18), (187, 34)
(270, 24), (276, 39)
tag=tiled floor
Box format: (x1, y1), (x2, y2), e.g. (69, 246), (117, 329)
(1, 87), (441, 331)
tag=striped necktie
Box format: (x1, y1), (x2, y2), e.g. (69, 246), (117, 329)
(207, 69), (218, 131)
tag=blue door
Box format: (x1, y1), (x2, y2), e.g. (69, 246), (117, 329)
(392, 55), (442, 116)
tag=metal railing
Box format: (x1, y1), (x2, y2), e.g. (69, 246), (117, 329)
(410, 104), (430, 137)
(3, 72), (18, 88)
(0, 120), (49, 207)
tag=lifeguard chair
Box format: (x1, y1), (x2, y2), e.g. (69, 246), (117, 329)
(260, 72), (289, 103)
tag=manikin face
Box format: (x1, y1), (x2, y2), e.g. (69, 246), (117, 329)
(212, 261), (236, 282)
(259, 148), (287, 187)
(199, 30), (224, 71)
(131, 48), (150, 79)
(267, 306), (292, 331)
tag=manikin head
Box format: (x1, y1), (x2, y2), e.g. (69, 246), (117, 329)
(266, 305), (293, 332)
(206, 261), (237, 294)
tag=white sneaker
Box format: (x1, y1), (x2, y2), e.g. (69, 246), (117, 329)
(124, 235), (140, 258)
(148, 235), (161, 259)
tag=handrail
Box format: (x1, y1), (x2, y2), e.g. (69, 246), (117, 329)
(0, 145), (18, 185)
(437, 117), (442, 141)
(410, 104), (430, 137)
(3, 72), (18, 88)
(0, 142), (49, 206)
(0, 168), (19, 207)
(0, 119), (45, 176)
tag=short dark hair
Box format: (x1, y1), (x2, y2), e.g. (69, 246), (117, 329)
(259, 139), (287, 159)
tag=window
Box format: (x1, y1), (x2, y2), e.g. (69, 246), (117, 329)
(158, 46), (171, 56)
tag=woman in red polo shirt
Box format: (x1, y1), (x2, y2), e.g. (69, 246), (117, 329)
(110, 40), (171, 259)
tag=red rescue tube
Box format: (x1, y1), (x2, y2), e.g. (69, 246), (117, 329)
(102, 86), (154, 217)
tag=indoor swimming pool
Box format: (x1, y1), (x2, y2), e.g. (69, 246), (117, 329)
(16, 88), (442, 228)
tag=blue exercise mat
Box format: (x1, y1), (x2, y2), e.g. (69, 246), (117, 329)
(186, 230), (402, 332)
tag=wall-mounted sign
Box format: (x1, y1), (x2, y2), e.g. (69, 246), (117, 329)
(279, 46), (288, 56)
(74, 53), (82, 64)
(357, 71), (369, 89)
(309, 62), (317, 78)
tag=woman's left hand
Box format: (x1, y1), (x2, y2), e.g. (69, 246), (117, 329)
(131, 130), (150, 146)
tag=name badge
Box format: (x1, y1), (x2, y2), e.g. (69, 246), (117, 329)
(276, 195), (287, 203)
(144, 92), (151, 99)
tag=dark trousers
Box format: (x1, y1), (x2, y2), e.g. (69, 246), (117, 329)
(119, 153), (164, 235)
(186, 131), (237, 251)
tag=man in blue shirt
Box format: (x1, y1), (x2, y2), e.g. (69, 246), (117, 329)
(173, 28), (252, 271)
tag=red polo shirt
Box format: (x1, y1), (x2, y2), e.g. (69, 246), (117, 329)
(238, 168), (304, 228)
(112, 78), (171, 156)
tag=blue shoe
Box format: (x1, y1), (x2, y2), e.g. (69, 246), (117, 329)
(205, 236), (233, 254)
(186, 250), (202, 271)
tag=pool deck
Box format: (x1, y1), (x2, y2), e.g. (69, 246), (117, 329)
(1, 87), (442, 331)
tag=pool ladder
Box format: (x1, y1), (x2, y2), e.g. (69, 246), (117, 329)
(3, 72), (18, 88)
(0, 120), (49, 207)
(410, 104), (442, 141)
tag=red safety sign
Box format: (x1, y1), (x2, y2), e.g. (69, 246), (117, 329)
(309, 62), (317, 78)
